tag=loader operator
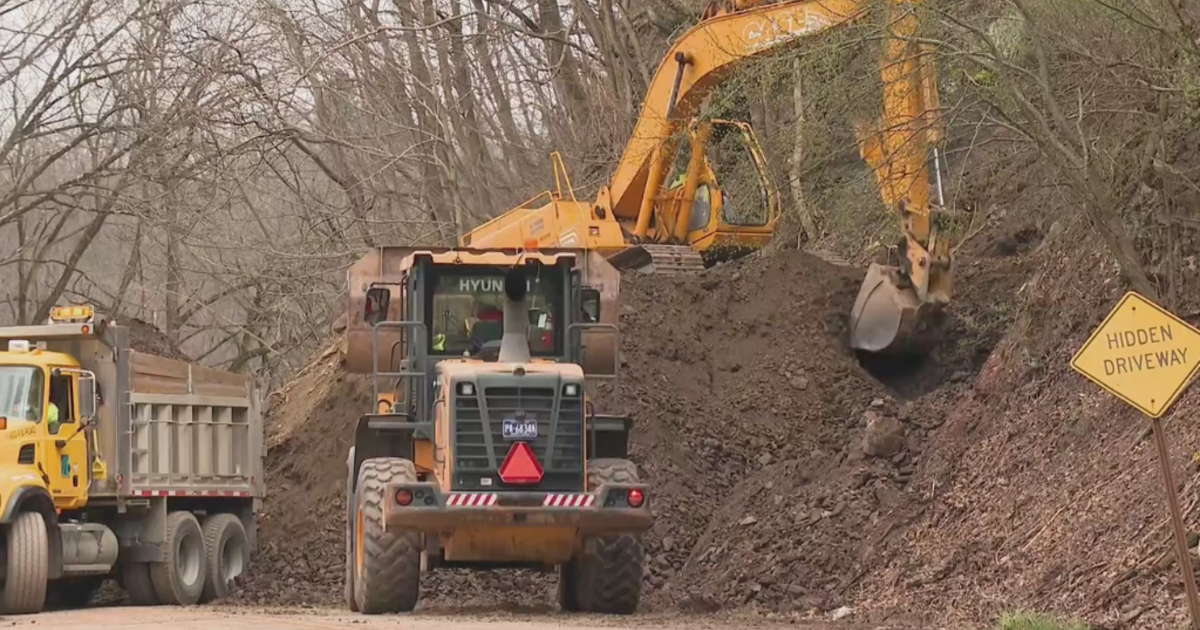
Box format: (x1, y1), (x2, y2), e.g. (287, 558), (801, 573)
(464, 301), (503, 336)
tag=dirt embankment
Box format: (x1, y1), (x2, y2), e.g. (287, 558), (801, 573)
(237, 184), (1199, 629)
(235, 243), (1018, 614)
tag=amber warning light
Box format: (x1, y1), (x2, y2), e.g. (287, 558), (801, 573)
(498, 442), (543, 484)
(49, 304), (94, 323)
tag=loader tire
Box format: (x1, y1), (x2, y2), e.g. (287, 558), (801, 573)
(121, 560), (160, 606)
(1, 510), (49, 614)
(353, 457), (421, 614)
(344, 448), (359, 612)
(200, 514), (248, 603)
(573, 458), (644, 614)
(151, 511), (207, 605)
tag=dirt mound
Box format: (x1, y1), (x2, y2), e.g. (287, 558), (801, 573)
(614, 248), (1015, 615)
(849, 217), (1200, 629)
(236, 245), (1009, 613)
(117, 315), (189, 361)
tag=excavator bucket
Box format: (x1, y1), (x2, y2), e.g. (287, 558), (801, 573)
(608, 244), (706, 275)
(849, 263), (942, 357)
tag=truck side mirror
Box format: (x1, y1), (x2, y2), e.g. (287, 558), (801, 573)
(78, 372), (97, 422)
(580, 288), (600, 323)
(364, 287), (391, 325)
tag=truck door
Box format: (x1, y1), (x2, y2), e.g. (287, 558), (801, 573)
(45, 370), (89, 509)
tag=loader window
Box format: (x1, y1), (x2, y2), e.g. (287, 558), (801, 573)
(427, 266), (563, 358)
(0, 366), (45, 423)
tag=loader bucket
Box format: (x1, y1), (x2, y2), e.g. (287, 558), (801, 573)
(849, 263), (942, 357)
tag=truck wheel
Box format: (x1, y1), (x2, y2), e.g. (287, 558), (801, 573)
(121, 560), (159, 605)
(150, 511), (207, 605)
(344, 449), (359, 612)
(574, 459), (644, 614)
(200, 514), (248, 603)
(353, 457), (421, 614)
(1, 510), (49, 614)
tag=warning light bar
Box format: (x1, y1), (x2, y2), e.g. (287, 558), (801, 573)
(49, 305), (94, 323)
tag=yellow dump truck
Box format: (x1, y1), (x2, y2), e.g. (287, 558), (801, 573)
(0, 306), (263, 614)
(343, 247), (650, 614)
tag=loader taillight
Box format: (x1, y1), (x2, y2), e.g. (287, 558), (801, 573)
(627, 489), (644, 508)
(395, 489), (414, 506)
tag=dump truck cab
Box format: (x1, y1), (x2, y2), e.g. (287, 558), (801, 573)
(0, 309), (101, 525)
(343, 247), (649, 615)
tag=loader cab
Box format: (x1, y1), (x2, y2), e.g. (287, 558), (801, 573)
(425, 264), (566, 360)
(357, 250), (598, 423)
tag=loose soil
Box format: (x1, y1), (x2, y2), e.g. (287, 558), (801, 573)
(233, 179), (1199, 629)
(233, 241), (1017, 616)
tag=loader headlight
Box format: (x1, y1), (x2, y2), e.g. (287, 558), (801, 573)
(563, 383), (579, 397)
(458, 382), (475, 396)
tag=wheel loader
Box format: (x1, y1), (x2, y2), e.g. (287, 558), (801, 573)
(342, 247), (649, 614)
(461, 0), (952, 358)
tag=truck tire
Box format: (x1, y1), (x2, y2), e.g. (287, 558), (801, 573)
(353, 457), (421, 614)
(573, 458), (644, 614)
(344, 448), (359, 612)
(150, 511), (207, 605)
(121, 560), (159, 605)
(1, 510), (49, 614)
(200, 514), (248, 602)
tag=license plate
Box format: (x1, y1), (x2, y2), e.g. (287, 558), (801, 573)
(502, 418), (538, 440)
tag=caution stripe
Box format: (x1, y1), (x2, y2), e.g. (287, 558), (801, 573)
(445, 493), (498, 507)
(543, 493), (595, 508)
(131, 489), (253, 498)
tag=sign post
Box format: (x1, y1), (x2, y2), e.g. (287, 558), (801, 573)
(1071, 291), (1200, 629)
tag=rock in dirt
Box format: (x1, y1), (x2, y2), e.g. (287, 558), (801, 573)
(863, 411), (905, 458)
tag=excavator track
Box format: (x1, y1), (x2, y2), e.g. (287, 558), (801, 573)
(804, 247), (853, 268)
(609, 244), (707, 275)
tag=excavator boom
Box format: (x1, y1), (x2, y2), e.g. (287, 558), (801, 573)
(461, 0), (952, 357)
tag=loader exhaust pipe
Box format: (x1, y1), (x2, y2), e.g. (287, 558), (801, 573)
(498, 267), (532, 364)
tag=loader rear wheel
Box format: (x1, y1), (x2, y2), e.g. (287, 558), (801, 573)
(200, 514), (248, 602)
(1, 510), (49, 614)
(121, 560), (160, 606)
(353, 457), (421, 614)
(572, 458), (645, 614)
(151, 511), (206, 605)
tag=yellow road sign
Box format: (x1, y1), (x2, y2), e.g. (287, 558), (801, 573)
(1071, 291), (1200, 418)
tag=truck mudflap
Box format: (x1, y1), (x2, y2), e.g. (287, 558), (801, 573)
(381, 482), (651, 536)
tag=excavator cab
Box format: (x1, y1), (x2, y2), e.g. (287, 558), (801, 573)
(608, 119), (781, 273)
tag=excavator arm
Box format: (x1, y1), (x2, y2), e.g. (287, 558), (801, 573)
(605, 0), (950, 355)
(463, 0), (951, 357)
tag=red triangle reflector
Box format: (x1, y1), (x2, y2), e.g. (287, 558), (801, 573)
(499, 441), (543, 485)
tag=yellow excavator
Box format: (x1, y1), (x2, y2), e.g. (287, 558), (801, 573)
(461, 0), (952, 356)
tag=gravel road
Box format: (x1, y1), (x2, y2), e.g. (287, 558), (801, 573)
(0, 606), (883, 630)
